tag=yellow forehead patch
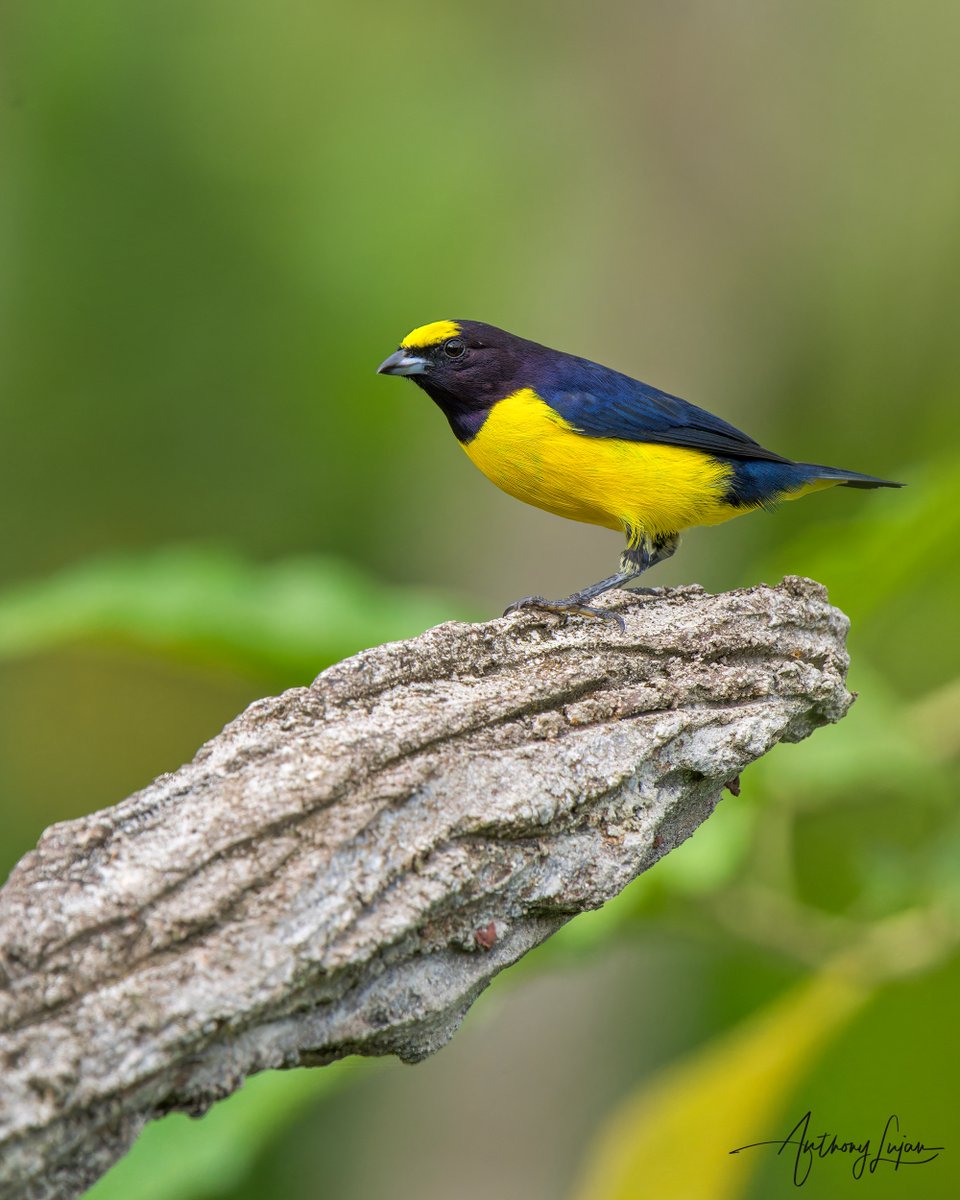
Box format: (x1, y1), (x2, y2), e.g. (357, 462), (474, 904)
(399, 320), (461, 350)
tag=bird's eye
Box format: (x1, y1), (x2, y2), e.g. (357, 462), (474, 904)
(443, 338), (466, 359)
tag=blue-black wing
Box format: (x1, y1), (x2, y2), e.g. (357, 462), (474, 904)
(537, 355), (791, 464)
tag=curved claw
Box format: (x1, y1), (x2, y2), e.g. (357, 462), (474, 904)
(502, 594), (551, 617)
(502, 595), (626, 632)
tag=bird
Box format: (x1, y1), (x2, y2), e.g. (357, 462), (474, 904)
(377, 319), (901, 623)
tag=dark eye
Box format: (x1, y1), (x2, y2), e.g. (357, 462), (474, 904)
(443, 338), (466, 359)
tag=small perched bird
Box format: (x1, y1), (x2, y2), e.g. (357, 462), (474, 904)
(378, 320), (901, 621)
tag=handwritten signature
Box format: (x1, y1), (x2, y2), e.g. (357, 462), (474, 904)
(730, 1111), (943, 1186)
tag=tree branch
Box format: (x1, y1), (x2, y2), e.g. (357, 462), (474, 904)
(0, 578), (853, 1200)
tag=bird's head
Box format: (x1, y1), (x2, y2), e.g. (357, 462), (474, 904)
(377, 320), (534, 421)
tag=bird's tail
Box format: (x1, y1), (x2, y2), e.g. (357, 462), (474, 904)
(800, 464), (904, 490)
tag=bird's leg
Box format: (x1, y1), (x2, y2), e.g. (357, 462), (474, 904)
(503, 532), (681, 629)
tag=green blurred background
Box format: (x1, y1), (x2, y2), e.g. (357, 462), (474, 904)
(2, 2), (959, 1197)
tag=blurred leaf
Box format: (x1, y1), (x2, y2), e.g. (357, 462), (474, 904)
(767, 457), (959, 619)
(909, 674), (960, 761)
(749, 663), (950, 807)
(0, 546), (475, 681)
(86, 1063), (360, 1200)
(651, 794), (755, 896)
(570, 966), (871, 1200)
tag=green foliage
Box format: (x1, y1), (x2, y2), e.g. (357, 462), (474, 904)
(0, 547), (472, 683)
(571, 967), (872, 1200)
(85, 1065), (357, 1200)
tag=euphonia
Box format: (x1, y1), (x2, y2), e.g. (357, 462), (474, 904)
(378, 320), (901, 622)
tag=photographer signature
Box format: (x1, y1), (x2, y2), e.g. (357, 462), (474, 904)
(730, 1111), (942, 1186)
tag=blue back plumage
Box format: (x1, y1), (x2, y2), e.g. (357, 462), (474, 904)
(534, 352), (791, 464)
(529, 347), (899, 503)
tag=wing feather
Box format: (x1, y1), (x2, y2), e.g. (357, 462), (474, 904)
(538, 357), (791, 464)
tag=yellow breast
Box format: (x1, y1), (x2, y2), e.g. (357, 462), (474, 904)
(461, 388), (738, 538)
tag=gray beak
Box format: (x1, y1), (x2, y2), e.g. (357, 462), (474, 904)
(377, 349), (429, 377)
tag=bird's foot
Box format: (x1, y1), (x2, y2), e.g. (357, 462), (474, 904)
(502, 595), (626, 632)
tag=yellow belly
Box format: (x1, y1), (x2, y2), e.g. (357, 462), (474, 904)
(461, 388), (740, 539)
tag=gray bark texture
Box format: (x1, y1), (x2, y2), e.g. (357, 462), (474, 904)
(0, 578), (853, 1200)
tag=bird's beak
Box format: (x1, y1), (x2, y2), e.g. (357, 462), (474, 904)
(377, 349), (429, 377)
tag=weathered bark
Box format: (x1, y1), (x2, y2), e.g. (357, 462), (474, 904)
(0, 578), (853, 1200)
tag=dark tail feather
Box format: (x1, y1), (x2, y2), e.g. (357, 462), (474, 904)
(801, 463), (904, 490)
